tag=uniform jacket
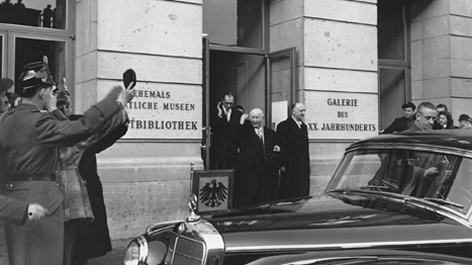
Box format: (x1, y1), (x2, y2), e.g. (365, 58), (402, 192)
(276, 117), (310, 200)
(0, 194), (28, 224)
(383, 116), (414, 133)
(233, 122), (277, 207)
(0, 87), (122, 265)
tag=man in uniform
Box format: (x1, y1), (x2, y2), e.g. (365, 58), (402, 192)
(0, 61), (135, 265)
(382, 102), (416, 133)
(276, 103), (310, 200)
(0, 77), (48, 265)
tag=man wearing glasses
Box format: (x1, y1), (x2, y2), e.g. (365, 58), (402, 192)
(211, 92), (243, 169)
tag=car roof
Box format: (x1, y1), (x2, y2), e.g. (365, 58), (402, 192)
(348, 129), (472, 154)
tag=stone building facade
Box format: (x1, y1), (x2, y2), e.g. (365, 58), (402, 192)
(1, 0), (472, 239)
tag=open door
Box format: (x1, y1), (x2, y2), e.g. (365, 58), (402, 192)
(201, 36), (211, 169)
(266, 47), (296, 129)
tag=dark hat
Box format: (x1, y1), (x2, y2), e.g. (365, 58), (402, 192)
(234, 104), (244, 112)
(0, 78), (13, 94)
(402, 102), (416, 110)
(17, 61), (56, 97)
(267, 150), (283, 169)
(459, 114), (471, 122)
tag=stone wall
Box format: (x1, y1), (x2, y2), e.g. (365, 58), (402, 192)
(270, 0), (379, 195)
(411, 0), (472, 121)
(75, 0), (203, 239)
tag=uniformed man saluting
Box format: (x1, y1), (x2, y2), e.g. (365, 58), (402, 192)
(0, 60), (135, 265)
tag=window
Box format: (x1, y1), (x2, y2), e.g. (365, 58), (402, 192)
(0, 0), (74, 97)
(203, 0), (265, 50)
(0, 0), (67, 29)
(378, 0), (411, 131)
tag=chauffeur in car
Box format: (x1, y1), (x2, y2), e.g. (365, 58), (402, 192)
(124, 129), (472, 265)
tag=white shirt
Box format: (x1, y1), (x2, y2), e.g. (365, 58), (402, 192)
(291, 116), (302, 128)
(226, 108), (232, 122)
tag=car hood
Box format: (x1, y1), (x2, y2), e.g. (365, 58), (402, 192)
(204, 194), (472, 252)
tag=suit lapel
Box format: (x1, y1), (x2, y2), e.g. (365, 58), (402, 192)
(288, 117), (302, 137)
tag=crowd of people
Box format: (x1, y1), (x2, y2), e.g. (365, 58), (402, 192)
(382, 101), (472, 133)
(211, 92), (311, 208)
(0, 58), (136, 265)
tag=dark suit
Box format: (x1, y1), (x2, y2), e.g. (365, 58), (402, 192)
(74, 123), (128, 262)
(0, 88), (121, 265)
(233, 122), (278, 207)
(402, 122), (443, 197)
(276, 117), (310, 200)
(211, 108), (242, 169)
(383, 116), (414, 133)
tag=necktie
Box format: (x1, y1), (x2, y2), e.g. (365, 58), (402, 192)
(257, 128), (264, 147)
(226, 109), (231, 122)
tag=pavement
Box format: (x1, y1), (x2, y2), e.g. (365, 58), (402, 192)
(88, 238), (131, 265)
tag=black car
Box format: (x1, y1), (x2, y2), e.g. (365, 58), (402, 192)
(124, 130), (472, 265)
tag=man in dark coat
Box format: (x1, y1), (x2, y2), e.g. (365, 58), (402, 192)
(276, 103), (310, 200)
(0, 61), (135, 265)
(233, 108), (278, 207)
(382, 102), (416, 133)
(72, 120), (128, 265)
(401, 102), (442, 197)
(211, 92), (242, 169)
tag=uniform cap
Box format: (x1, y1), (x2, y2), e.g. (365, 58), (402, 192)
(402, 102), (416, 111)
(0, 78), (13, 95)
(17, 61), (56, 97)
(459, 114), (471, 122)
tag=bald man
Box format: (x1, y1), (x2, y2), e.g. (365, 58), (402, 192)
(233, 108), (279, 207)
(276, 103), (310, 199)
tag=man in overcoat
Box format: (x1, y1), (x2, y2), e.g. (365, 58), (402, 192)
(233, 108), (278, 207)
(211, 92), (243, 169)
(276, 103), (310, 200)
(73, 118), (128, 264)
(0, 61), (135, 265)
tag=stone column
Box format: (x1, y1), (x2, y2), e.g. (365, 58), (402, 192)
(411, 0), (472, 121)
(270, 0), (378, 195)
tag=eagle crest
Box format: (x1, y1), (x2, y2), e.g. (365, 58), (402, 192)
(199, 179), (228, 207)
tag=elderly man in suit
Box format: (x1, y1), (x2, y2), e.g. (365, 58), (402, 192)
(276, 103), (310, 200)
(233, 108), (279, 207)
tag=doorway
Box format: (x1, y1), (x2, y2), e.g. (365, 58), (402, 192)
(201, 45), (296, 170)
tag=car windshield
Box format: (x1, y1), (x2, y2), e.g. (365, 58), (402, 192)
(326, 148), (472, 214)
